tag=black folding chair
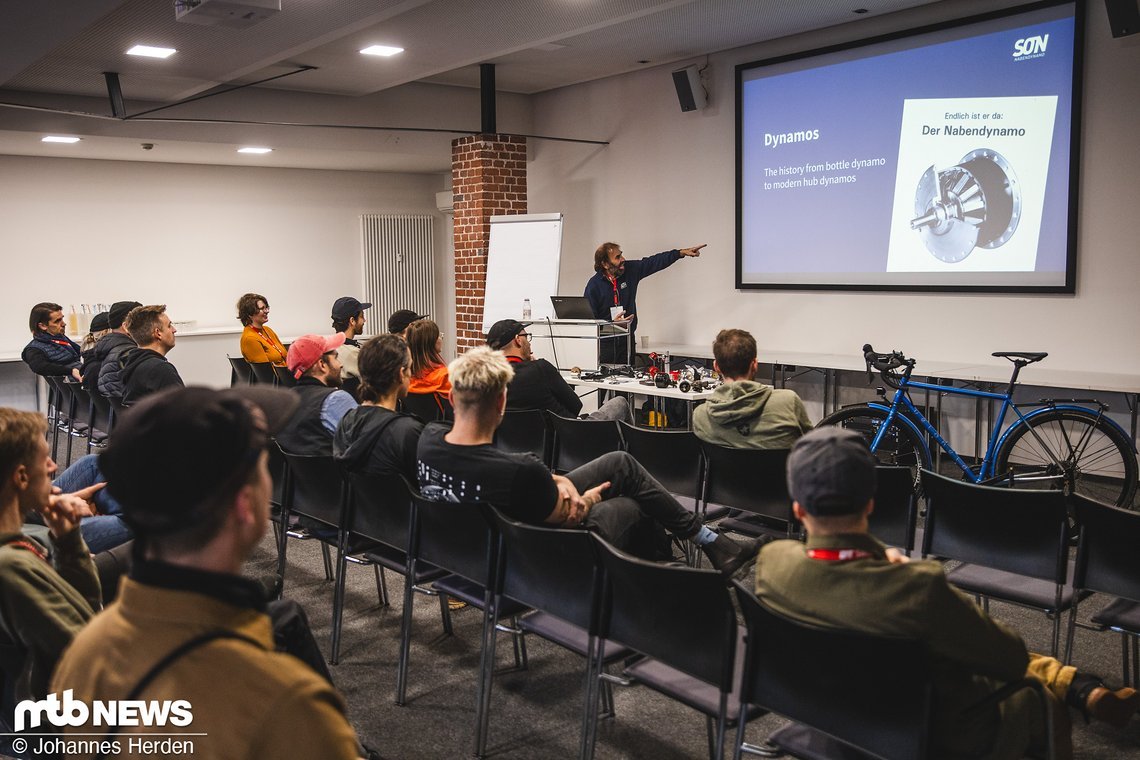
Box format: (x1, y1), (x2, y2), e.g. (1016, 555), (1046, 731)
(333, 473), (447, 665)
(89, 388), (116, 441)
(868, 466), (918, 555)
(547, 413), (623, 474)
(276, 448), (342, 595)
(730, 582), (1054, 760)
(248, 361), (278, 386)
(494, 409), (551, 466)
(921, 469), (1077, 657)
(1067, 495), (1140, 685)
(399, 494), (526, 757)
(227, 355), (254, 386)
(488, 510), (630, 758)
(272, 363), (298, 388)
(402, 391), (452, 421)
(591, 535), (754, 760)
(701, 443), (794, 541)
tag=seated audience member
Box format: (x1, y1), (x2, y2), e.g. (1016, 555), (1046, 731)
(417, 347), (761, 574)
(0, 408), (100, 701)
(756, 427), (1140, 760)
(237, 292), (287, 366)
(118, 305), (184, 405)
(693, 328), (812, 449)
(94, 300), (142, 399)
(406, 319), (452, 400)
(335, 335), (423, 480)
(79, 311), (110, 355)
(387, 308), (427, 337)
(276, 333), (358, 456)
(49, 454), (132, 553)
(486, 319), (632, 422)
(331, 296), (371, 399)
(21, 302), (82, 382)
(51, 387), (363, 759)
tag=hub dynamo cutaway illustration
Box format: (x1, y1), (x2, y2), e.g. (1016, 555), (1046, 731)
(909, 149), (1022, 263)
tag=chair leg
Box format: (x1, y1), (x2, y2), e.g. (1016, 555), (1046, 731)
(321, 542), (334, 581)
(705, 714), (716, 760)
(510, 617), (529, 671)
(275, 509), (290, 599)
(1064, 604), (1079, 665)
(580, 637), (603, 760)
(1123, 634), (1133, 688)
(438, 593), (454, 636)
(473, 597), (500, 758)
(1132, 635), (1139, 687)
(374, 565), (388, 606)
(396, 560), (417, 706)
(330, 548), (349, 665)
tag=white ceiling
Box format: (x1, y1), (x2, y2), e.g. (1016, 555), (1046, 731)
(0, 0), (943, 173)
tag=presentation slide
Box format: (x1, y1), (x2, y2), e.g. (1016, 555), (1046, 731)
(736, 1), (1079, 292)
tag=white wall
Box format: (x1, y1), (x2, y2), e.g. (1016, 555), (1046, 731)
(529, 0), (1140, 376)
(0, 155), (448, 386)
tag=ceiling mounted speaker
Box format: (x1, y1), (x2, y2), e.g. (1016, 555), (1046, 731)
(1105, 0), (1140, 37)
(672, 65), (707, 112)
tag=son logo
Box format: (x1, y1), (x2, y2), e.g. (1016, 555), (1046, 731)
(1013, 34), (1049, 58)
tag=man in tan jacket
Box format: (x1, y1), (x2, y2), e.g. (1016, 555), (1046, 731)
(51, 387), (363, 759)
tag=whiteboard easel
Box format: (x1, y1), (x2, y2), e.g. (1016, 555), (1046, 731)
(482, 213), (563, 332)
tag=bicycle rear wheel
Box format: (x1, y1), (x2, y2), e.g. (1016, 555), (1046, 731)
(818, 406), (932, 474)
(994, 409), (1138, 509)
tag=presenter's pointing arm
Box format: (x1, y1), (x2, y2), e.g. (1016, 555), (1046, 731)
(679, 244), (707, 257)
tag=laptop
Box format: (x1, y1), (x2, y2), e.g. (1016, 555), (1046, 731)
(550, 295), (596, 319)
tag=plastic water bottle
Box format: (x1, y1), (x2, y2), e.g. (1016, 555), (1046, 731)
(522, 298), (532, 320)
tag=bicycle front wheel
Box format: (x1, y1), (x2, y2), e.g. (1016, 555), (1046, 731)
(818, 406), (932, 473)
(994, 409), (1138, 509)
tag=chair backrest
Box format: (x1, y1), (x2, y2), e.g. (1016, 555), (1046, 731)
(594, 535), (737, 689)
(1072, 495), (1140, 603)
(344, 471), (416, 554)
(46, 376), (77, 418)
(67, 381), (95, 429)
(619, 422), (703, 500)
(491, 509), (600, 633)
(733, 582), (932, 760)
(279, 448), (345, 528)
(272, 363), (298, 388)
(869, 466), (917, 552)
(227, 355), (253, 387)
(89, 389), (115, 436)
(402, 392), (451, 422)
(920, 469), (1068, 583)
(494, 409), (551, 466)
(411, 493), (497, 586)
(248, 361), (278, 386)
(700, 443), (792, 524)
(546, 413), (623, 474)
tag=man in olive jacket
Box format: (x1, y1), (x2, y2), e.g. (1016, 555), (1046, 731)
(693, 329), (811, 450)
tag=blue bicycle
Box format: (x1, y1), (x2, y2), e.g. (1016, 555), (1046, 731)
(819, 344), (1138, 508)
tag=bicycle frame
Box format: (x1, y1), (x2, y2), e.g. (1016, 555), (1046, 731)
(869, 375), (1127, 484)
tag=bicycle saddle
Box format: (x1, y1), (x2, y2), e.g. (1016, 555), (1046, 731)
(991, 351), (1048, 363)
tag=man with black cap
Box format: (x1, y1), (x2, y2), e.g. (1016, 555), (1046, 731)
(331, 296), (371, 397)
(387, 308), (427, 337)
(51, 387), (363, 759)
(755, 427), (1140, 760)
(89, 300), (141, 395)
(485, 318), (631, 421)
(276, 333), (358, 456)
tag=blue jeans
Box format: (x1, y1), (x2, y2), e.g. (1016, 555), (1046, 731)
(52, 454), (132, 552)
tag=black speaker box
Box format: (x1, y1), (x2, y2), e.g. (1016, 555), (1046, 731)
(671, 65), (707, 112)
(1105, 0), (1140, 37)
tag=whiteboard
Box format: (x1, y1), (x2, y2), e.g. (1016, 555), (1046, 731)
(482, 213), (563, 332)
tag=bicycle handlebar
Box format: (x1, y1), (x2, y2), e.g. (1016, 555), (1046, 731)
(862, 344), (915, 389)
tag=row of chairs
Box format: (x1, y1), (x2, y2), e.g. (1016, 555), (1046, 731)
(42, 375), (124, 461)
(227, 355), (296, 387)
(272, 445), (1073, 759)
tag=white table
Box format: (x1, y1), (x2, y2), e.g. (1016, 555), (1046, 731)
(563, 372), (714, 429)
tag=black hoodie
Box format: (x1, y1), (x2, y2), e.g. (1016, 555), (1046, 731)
(119, 347), (184, 405)
(333, 405), (423, 480)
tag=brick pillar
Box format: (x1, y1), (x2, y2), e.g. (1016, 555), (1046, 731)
(451, 133), (527, 352)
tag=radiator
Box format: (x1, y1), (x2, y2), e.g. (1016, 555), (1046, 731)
(360, 214), (436, 323)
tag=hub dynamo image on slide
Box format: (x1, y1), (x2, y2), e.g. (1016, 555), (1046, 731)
(886, 96), (1057, 272)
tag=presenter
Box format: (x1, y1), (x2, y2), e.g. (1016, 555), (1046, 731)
(584, 241), (705, 365)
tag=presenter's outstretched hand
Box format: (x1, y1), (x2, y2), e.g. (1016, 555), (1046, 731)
(679, 244), (706, 257)
(612, 311), (635, 325)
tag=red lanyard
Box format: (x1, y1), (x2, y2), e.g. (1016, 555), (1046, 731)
(6, 539), (48, 563)
(806, 548), (874, 562)
(505, 356), (523, 364)
(610, 277), (620, 306)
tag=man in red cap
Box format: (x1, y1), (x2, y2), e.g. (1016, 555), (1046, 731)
(276, 333), (357, 456)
